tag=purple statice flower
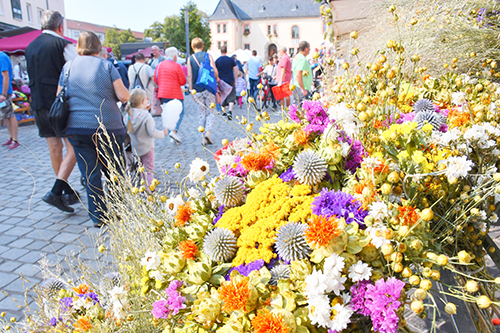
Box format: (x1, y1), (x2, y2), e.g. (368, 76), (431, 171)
(49, 317), (57, 327)
(302, 100), (330, 134)
(152, 300), (169, 319)
(439, 123), (448, 133)
(225, 259), (265, 279)
(345, 139), (365, 173)
(365, 277), (405, 333)
(398, 112), (415, 123)
(213, 205), (225, 225)
(279, 167), (296, 182)
(350, 280), (371, 316)
(312, 188), (368, 226)
(288, 104), (301, 123)
(151, 280), (186, 319)
(60, 297), (73, 311)
(83, 292), (99, 304)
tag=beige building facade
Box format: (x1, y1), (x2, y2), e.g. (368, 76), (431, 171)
(0, 0), (65, 30)
(209, 0), (323, 60)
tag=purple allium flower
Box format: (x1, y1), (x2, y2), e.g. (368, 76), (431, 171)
(49, 317), (57, 326)
(213, 205), (225, 225)
(279, 167), (296, 182)
(312, 188), (368, 226)
(289, 104), (301, 123)
(225, 259), (265, 279)
(365, 277), (405, 333)
(350, 280), (371, 316)
(60, 297), (73, 311)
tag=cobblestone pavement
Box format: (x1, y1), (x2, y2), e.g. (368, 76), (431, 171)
(0, 96), (278, 319)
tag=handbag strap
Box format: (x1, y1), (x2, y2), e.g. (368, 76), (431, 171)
(191, 53), (202, 68)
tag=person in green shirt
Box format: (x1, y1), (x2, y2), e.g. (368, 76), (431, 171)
(292, 41), (313, 101)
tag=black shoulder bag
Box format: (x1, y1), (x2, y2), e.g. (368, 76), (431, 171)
(49, 61), (72, 135)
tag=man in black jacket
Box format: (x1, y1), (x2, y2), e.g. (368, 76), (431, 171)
(26, 10), (78, 213)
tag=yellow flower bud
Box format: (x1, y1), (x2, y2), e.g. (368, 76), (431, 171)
(414, 288), (427, 300)
(458, 250), (472, 264)
(222, 139), (229, 146)
(198, 126), (205, 133)
(350, 31), (358, 39)
(402, 267), (412, 278)
(381, 183), (392, 195)
(210, 103), (216, 109)
(191, 89), (197, 95)
(289, 84), (296, 91)
(409, 275), (420, 286)
(241, 90), (247, 96)
(248, 97), (255, 103)
(465, 280), (479, 293)
(420, 279), (432, 291)
(411, 300), (424, 314)
(445, 303), (457, 314)
(98, 245), (106, 253)
(476, 295), (491, 309)
(257, 83), (263, 90)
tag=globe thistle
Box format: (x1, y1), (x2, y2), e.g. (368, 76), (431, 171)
(275, 222), (311, 261)
(414, 110), (445, 130)
(293, 150), (327, 186)
(270, 265), (291, 285)
(41, 278), (67, 296)
(413, 98), (435, 113)
(203, 228), (237, 262)
(214, 176), (245, 207)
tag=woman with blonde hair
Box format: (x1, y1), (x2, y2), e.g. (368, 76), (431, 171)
(59, 31), (130, 227)
(125, 88), (168, 186)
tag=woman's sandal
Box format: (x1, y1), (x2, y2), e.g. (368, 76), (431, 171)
(205, 136), (213, 145)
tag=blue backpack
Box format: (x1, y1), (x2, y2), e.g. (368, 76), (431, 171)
(192, 53), (217, 95)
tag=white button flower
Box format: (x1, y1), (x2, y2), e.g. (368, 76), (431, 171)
(348, 260), (372, 282)
(140, 251), (161, 271)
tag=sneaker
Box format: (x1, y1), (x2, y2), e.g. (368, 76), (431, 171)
(8, 141), (19, 149)
(227, 112), (233, 121)
(42, 191), (74, 213)
(2, 138), (12, 146)
(169, 132), (182, 143)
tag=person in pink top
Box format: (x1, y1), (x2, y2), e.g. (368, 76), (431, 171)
(154, 47), (187, 143)
(276, 46), (292, 108)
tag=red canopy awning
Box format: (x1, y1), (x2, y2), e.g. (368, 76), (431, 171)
(0, 30), (77, 55)
(125, 46), (165, 60)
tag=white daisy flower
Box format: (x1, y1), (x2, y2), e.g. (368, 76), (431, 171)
(140, 251), (161, 271)
(366, 225), (391, 249)
(348, 260), (372, 282)
(165, 194), (184, 214)
(369, 201), (389, 222)
(188, 158), (210, 182)
(443, 156), (473, 179)
(491, 213), (498, 223)
(329, 303), (353, 332)
(325, 275), (347, 296)
(304, 267), (328, 298)
(187, 187), (200, 199)
(323, 253), (345, 277)
(307, 294), (332, 328)
(341, 292), (351, 305)
(451, 92), (466, 106)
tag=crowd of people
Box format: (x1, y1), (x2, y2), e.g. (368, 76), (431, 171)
(0, 9), (322, 228)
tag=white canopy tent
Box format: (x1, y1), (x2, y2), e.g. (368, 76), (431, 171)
(231, 49), (251, 62)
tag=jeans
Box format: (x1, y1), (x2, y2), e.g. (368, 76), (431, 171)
(160, 98), (184, 132)
(249, 78), (260, 99)
(68, 132), (126, 225)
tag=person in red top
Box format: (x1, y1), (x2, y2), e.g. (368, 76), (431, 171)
(154, 47), (187, 143)
(276, 46), (292, 109)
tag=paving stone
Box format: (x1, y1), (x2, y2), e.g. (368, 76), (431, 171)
(16, 263), (38, 277)
(8, 238), (35, 249)
(1, 248), (30, 261)
(0, 235), (17, 246)
(24, 240), (49, 251)
(0, 260), (22, 272)
(0, 208), (20, 215)
(23, 229), (59, 241)
(0, 272), (18, 289)
(5, 226), (34, 237)
(40, 242), (65, 253)
(51, 232), (81, 243)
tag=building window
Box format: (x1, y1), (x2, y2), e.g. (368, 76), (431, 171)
(218, 41), (221, 49)
(258, 4), (265, 12)
(292, 26), (299, 39)
(11, 0), (22, 20)
(26, 3), (31, 22)
(217, 24), (220, 33)
(289, 48), (295, 56)
(273, 25), (278, 35)
(45, 0), (48, 9)
(223, 24), (226, 33)
(72, 30), (80, 39)
(97, 33), (105, 42)
(244, 24), (250, 35)
(37, 8), (43, 26)
(267, 25), (271, 35)
(224, 41), (227, 48)
(244, 44), (250, 50)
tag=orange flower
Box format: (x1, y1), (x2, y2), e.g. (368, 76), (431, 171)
(262, 141), (280, 159)
(74, 317), (92, 331)
(305, 215), (341, 248)
(219, 278), (251, 312)
(175, 203), (193, 227)
(179, 239), (198, 260)
(373, 119), (383, 129)
(398, 205), (419, 226)
(294, 129), (309, 146)
(251, 309), (289, 333)
(72, 284), (92, 295)
(448, 109), (470, 128)
(241, 152), (273, 171)
(374, 161), (389, 174)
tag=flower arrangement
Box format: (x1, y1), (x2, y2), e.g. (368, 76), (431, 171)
(7, 3), (500, 333)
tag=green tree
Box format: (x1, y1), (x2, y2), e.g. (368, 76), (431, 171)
(104, 28), (136, 59)
(144, 1), (211, 54)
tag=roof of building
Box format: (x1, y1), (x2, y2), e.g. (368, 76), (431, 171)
(66, 19), (144, 39)
(210, 0), (321, 21)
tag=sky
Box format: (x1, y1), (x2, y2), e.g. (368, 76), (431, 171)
(65, 0), (220, 32)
